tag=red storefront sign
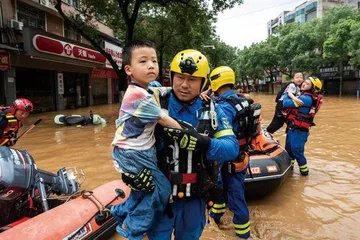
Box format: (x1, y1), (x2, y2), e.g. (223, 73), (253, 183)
(91, 68), (118, 79)
(33, 35), (106, 64)
(0, 51), (10, 70)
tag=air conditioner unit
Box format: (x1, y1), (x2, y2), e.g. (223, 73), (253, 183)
(10, 19), (24, 31)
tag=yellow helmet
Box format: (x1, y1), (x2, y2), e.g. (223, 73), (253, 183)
(209, 66), (235, 92)
(309, 76), (322, 92)
(170, 49), (209, 91)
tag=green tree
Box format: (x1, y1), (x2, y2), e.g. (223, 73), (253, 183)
(203, 38), (239, 70)
(323, 19), (356, 96)
(54, 0), (244, 89)
(234, 47), (250, 91)
(134, 2), (215, 80)
(256, 37), (279, 82)
(349, 20), (360, 69)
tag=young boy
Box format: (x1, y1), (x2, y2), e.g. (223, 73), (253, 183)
(110, 40), (181, 240)
(266, 72), (304, 134)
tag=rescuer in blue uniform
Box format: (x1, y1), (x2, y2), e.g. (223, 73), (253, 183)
(207, 66), (254, 239)
(282, 77), (323, 176)
(114, 49), (239, 240)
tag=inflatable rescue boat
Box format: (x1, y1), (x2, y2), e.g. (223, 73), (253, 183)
(0, 146), (129, 239)
(245, 129), (292, 199)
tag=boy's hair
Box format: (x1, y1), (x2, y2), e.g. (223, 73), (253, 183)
(122, 40), (156, 66)
(293, 72), (303, 77)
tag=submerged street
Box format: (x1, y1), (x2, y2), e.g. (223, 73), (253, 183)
(15, 93), (360, 240)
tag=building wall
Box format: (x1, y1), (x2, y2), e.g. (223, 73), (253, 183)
(1, 1), (115, 39)
(1, 0), (16, 26)
(295, 7), (306, 23)
(46, 13), (63, 36)
(318, 0), (360, 17)
(343, 80), (358, 95)
(306, 10), (317, 21)
(58, 3), (115, 38)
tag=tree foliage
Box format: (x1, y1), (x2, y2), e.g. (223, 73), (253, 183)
(54, 0), (244, 89)
(234, 6), (360, 95)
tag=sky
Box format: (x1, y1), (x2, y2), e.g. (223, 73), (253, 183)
(215, 0), (307, 49)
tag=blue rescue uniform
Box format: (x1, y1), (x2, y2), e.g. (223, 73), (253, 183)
(147, 92), (239, 240)
(282, 93), (313, 175)
(209, 90), (250, 239)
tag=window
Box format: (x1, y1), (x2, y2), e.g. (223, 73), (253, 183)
(17, 2), (45, 30)
(64, 22), (81, 42)
(62, 0), (78, 8)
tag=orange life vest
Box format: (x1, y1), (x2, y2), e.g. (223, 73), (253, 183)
(284, 92), (323, 130)
(0, 107), (22, 146)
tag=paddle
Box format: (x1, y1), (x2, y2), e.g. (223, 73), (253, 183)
(16, 119), (43, 141)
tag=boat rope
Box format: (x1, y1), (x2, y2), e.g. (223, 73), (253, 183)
(81, 190), (111, 216)
(67, 190), (121, 240)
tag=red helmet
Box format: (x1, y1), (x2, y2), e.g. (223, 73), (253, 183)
(11, 98), (34, 113)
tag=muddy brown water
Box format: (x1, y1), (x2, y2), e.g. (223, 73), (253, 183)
(15, 93), (360, 240)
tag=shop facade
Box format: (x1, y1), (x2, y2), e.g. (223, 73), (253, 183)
(319, 65), (359, 95)
(2, 27), (113, 112)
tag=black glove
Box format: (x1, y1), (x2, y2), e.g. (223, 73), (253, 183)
(121, 168), (155, 192)
(164, 124), (211, 151)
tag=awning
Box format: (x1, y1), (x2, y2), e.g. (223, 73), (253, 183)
(0, 44), (22, 52)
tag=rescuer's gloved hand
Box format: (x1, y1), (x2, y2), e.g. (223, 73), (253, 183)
(164, 124), (211, 152)
(121, 168), (155, 192)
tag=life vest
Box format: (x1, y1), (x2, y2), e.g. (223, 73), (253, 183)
(0, 107), (22, 146)
(215, 94), (262, 173)
(157, 98), (219, 201)
(284, 92), (323, 130)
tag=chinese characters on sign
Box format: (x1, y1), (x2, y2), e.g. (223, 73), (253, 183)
(320, 65), (356, 79)
(104, 41), (122, 69)
(0, 51), (10, 70)
(33, 35), (106, 64)
(57, 73), (64, 94)
(91, 68), (117, 79)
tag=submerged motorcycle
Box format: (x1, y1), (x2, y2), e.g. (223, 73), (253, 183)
(54, 111), (106, 126)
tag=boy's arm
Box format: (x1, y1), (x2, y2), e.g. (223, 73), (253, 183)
(162, 104), (239, 162)
(158, 114), (181, 128)
(155, 87), (172, 97)
(288, 91), (304, 106)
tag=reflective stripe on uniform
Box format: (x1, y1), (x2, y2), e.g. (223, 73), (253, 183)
(213, 129), (234, 138)
(300, 164), (308, 172)
(211, 208), (226, 214)
(211, 203), (226, 214)
(234, 221), (250, 235)
(290, 159), (296, 165)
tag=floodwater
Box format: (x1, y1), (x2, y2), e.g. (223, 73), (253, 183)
(15, 93), (360, 240)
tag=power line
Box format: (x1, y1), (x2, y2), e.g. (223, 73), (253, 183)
(221, 0), (306, 20)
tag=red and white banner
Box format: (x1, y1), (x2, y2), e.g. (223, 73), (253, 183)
(0, 51), (10, 70)
(91, 68), (117, 79)
(104, 41), (122, 69)
(33, 35), (106, 64)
